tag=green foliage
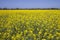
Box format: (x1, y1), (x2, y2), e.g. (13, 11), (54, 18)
(0, 10), (60, 40)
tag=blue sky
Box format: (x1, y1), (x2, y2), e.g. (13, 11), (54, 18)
(0, 0), (60, 8)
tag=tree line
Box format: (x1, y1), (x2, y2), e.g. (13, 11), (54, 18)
(0, 8), (60, 10)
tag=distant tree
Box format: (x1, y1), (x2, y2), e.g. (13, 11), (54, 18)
(0, 8), (2, 10)
(3, 8), (8, 10)
(16, 8), (19, 10)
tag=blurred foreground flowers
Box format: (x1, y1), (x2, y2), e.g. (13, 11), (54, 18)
(0, 10), (60, 40)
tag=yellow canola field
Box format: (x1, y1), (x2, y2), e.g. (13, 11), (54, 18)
(0, 10), (60, 40)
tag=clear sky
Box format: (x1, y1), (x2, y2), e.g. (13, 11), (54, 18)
(0, 0), (60, 8)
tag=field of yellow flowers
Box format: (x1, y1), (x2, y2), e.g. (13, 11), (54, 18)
(0, 10), (60, 40)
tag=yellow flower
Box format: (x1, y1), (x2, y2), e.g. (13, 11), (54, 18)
(29, 30), (33, 33)
(39, 31), (42, 34)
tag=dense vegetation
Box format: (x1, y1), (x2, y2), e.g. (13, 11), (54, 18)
(0, 8), (60, 10)
(0, 10), (60, 40)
